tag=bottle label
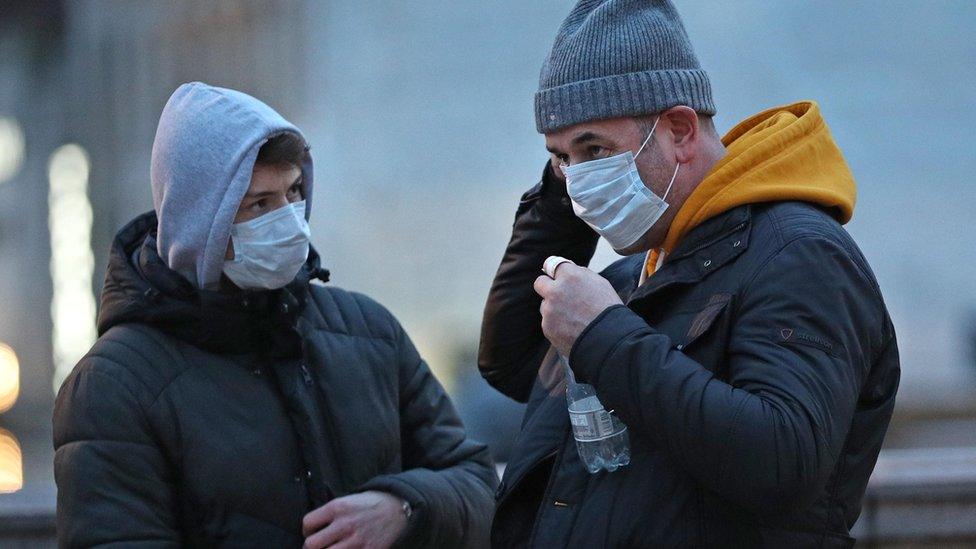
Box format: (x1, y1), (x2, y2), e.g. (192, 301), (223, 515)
(569, 408), (615, 441)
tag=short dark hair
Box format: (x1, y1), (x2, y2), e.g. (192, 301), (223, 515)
(255, 132), (307, 168)
(636, 112), (718, 139)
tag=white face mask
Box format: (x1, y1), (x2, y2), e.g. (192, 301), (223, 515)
(561, 116), (680, 251)
(222, 200), (311, 290)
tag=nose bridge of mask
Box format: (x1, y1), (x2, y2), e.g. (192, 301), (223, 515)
(228, 201), (309, 263)
(575, 167), (652, 216)
(231, 200), (307, 237)
(568, 163), (633, 200)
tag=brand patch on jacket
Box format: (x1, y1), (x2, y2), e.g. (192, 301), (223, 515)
(779, 328), (835, 355)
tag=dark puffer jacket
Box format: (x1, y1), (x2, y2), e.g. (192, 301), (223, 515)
(479, 164), (899, 548)
(54, 212), (496, 548)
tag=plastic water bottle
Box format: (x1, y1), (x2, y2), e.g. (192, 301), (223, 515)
(562, 355), (631, 473)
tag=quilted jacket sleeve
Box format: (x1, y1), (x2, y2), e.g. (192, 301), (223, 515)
(358, 310), (499, 548)
(53, 351), (180, 548)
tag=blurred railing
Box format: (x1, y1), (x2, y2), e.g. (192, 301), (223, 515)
(2, 447), (976, 547)
(852, 446), (976, 546)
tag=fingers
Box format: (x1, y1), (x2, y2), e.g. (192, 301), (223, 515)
(325, 539), (359, 549)
(533, 275), (555, 298)
(302, 500), (341, 537)
(554, 262), (581, 280)
(303, 519), (352, 549)
(536, 262), (587, 299)
(552, 261), (574, 279)
(543, 256), (575, 278)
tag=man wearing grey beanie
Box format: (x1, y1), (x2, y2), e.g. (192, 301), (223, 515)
(479, 1), (898, 547)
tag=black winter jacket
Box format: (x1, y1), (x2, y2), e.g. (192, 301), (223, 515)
(479, 165), (899, 548)
(54, 212), (496, 548)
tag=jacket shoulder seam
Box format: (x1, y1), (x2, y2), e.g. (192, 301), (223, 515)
(738, 234), (867, 304)
(54, 363), (156, 449)
(95, 324), (197, 403)
(306, 285), (398, 342)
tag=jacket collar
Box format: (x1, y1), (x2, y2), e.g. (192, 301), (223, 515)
(98, 211), (330, 357)
(627, 205), (752, 304)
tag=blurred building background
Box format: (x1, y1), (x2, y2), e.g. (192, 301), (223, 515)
(0, 0), (974, 545)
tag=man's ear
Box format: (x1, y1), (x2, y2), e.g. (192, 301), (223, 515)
(663, 106), (700, 164)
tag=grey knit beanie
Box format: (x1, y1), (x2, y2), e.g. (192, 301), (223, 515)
(535, 0), (715, 134)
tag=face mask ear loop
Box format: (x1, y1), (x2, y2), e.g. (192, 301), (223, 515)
(635, 115), (661, 158)
(662, 161), (680, 202)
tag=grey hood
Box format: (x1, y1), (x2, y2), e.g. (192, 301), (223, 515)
(151, 82), (314, 289)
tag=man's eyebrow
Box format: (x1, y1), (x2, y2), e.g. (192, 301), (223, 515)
(547, 132), (605, 155)
(245, 175), (303, 198)
(571, 131), (602, 145)
(244, 189), (275, 199)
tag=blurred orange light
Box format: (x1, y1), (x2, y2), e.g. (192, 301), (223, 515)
(0, 428), (22, 494)
(0, 342), (19, 413)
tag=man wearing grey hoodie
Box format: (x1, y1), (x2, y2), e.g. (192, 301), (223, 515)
(53, 83), (496, 548)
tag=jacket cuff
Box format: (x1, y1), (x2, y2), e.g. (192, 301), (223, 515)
(568, 304), (652, 385)
(356, 474), (427, 548)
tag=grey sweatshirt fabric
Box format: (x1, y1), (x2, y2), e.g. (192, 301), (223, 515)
(150, 82), (313, 289)
(535, 0), (716, 133)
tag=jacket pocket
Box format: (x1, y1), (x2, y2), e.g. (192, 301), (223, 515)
(661, 293), (735, 379)
(674, 293), (732, 351)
